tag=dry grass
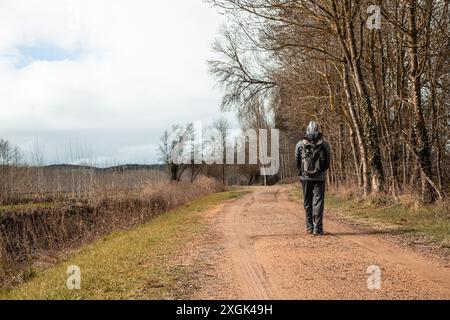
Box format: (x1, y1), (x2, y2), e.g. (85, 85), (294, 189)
(0, 177), (223, 288)
(327, 184), (359, 201)
(325, 192), (450, 249)
(0, 189), (246, 300)
(140, 177), (224, 209)
(293, 184), (450, 249)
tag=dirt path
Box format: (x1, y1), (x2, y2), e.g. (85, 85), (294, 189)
(192, 186), (450, 300)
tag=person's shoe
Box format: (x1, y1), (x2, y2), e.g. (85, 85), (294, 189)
(307, 229), (314, 235)
(313, 230), (324, 236)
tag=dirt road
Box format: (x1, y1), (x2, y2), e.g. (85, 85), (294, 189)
(191, 186), (450, 300)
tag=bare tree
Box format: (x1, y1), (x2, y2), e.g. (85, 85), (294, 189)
(0, 139), (25, 203)
(158, 124), (190, 182)
(208, 0), (449, 201)
(213, 117), (231, 185)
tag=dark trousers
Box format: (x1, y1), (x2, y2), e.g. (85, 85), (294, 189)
(301, 180), (326, 232)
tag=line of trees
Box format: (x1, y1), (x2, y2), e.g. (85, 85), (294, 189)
(157, 118), (274, 185)
(0, 139), (26, 202)
(208, 0), (449, 203)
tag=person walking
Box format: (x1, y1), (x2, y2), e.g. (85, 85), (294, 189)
(295, 121), (331, 236)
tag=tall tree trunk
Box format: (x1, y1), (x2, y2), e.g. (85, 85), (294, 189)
(406, 0), (435, 203)
(348, 125), (362, 189)
(342, 65), (370, 197)
(344, 0), (385, 193)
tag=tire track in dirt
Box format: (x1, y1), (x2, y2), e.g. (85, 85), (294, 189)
(227, 194), (277, 299)
(192, 186), (450, 300)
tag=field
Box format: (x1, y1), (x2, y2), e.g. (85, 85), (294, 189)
(0, 165), (223, 289)
(0, 190), (246, 299)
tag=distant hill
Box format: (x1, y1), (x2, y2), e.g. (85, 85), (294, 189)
(101, 164), (165, 172)
(44, 164), (96, 170)
(43, 164), (165, 172)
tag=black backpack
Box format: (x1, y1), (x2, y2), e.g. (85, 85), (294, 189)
(301, 133), (326, 178)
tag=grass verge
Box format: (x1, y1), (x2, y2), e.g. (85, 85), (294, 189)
(0, 189), (247, 300)
(290, 185), (450, 248)
(326, 195), (450, 248)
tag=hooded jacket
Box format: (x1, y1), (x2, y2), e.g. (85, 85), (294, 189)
(295, 122), (331, 181)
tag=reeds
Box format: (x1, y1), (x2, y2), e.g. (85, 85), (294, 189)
(0, 175), (223, 287)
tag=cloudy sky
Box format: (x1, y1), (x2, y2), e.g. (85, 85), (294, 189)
(0, 0), (233, 165)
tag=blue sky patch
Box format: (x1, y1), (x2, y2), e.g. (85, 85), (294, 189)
(14, 41), (82, 68)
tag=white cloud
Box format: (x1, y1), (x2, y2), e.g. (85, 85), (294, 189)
(0, 0), (232, 164)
